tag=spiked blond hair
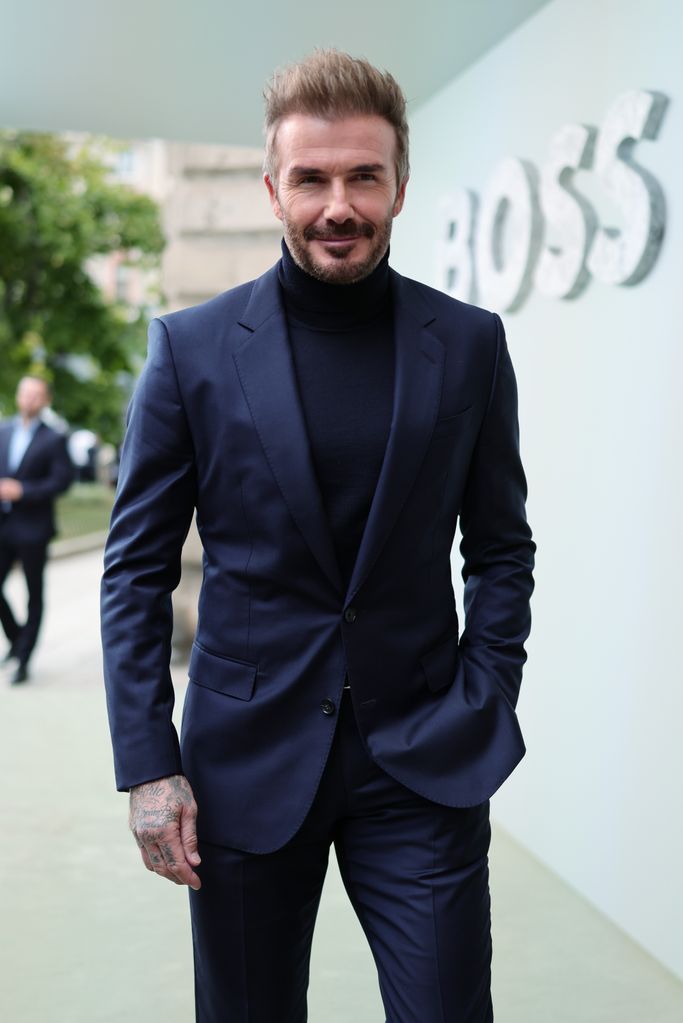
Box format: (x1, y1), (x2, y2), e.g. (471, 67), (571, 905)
(263, 49), (409, 187)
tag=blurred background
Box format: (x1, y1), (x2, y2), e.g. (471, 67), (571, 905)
(0, 1), (681, 1020)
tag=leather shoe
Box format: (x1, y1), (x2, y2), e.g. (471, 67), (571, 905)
(10, 663), (28, 685)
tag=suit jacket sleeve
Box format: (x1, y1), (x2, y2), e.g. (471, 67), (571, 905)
(458, 313), (535, 709)
(101, 318), (197, 791)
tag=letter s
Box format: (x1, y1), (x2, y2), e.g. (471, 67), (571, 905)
(587, 90), (668, 286)
(535, 123), (598, 299)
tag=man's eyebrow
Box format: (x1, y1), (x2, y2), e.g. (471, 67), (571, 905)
(288, 166), (324, 177)
(287, 163), (388, 177)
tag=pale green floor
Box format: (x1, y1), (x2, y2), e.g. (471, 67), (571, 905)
(0, 551), (681, 1022)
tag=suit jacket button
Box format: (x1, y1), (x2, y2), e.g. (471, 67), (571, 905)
(344, 606), (357, 623)
(320, 698), (336, 716)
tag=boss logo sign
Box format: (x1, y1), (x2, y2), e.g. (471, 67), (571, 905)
(436, 90), (669, 312)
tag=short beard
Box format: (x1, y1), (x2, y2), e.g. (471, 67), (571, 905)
(282, 213), (393, 285)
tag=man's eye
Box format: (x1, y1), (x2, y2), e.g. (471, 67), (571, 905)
(355, 173), (376, 181)
(299, 176), (321, 184)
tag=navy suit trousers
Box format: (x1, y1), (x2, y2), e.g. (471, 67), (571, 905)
(189, 690), (494, 1023)
(0, 532), (47, 664)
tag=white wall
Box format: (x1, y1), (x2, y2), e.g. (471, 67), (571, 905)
(391, 0), (683, 979)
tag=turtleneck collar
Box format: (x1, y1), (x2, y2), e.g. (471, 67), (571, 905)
(278, 239), (391, 332)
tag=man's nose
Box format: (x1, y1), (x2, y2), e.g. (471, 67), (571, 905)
(324, 180), (354, 222)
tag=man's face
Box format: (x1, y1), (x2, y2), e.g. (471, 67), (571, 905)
(264, 114), (407, 284)
(16, 377), (49, 419)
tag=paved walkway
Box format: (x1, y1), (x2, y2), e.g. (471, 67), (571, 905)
(0, 550), (681, 1021)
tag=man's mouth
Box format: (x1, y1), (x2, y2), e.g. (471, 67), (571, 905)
(304, 223), (374, 244)
(318, 236), (359, 245)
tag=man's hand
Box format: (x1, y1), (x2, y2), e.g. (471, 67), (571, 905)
(129, 774), (202, 890)
(0, 478), (23, 502)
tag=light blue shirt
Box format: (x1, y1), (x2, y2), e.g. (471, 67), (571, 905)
(2, 416), (41, 512)
(7, 416), (41, 473)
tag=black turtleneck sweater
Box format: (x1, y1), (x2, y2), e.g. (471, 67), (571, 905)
(278, 242), (395, 588)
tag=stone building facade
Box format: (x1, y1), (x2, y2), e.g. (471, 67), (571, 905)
(162, 142), (281, 311)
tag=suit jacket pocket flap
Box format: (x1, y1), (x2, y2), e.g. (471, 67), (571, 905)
(420, 629), (459, 693)
(189, 642), (257, 701)
(431, 406), (473, 439)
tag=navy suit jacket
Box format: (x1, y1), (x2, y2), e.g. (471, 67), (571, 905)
(0, 420), (73, 545)
(101, 264), (535, 853)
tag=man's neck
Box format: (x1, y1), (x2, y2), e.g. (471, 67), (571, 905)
(278, 240), (391, 330)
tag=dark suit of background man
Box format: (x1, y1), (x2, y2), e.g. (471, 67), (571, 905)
(0, 376), (73, 684)
(101, 50), (535, 1023)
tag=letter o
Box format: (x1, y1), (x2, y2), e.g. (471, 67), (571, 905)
(476, 157), (543, 311)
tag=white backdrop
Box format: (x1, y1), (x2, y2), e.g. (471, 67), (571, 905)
(391, 0), (683, 980)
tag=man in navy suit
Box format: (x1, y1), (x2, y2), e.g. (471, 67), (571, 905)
(102, 51), (535, 1022)
(0, 376), (73, 684)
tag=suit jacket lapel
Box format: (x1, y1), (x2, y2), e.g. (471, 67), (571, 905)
(0, 424), (10, 476)
(233, 267), (344, 595)
(0, 420), (46, 477)
(344, 272), (445, 605)
(13, 421), (45, 476)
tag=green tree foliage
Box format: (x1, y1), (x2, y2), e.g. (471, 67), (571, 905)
(0, 132), (165, 442)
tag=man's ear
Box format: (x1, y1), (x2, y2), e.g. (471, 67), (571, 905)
(392, 175), (409, 217)
(264, 174), (283, 222)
